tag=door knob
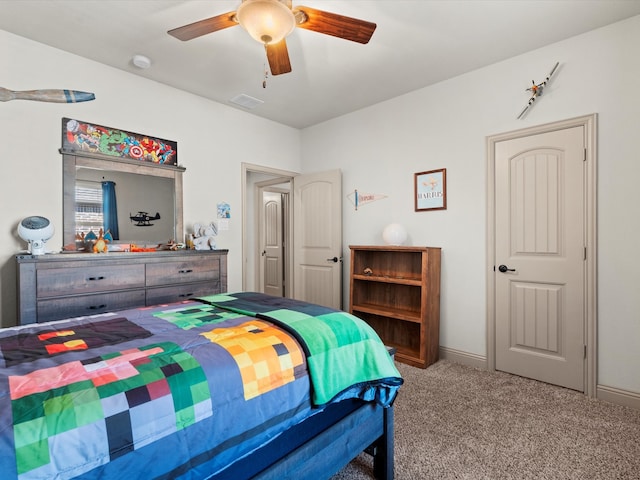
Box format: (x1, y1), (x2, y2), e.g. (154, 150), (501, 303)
(327, 256), (339, 263)
(498, 264), (516, 273)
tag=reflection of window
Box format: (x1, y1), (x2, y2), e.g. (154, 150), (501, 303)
(75, 180), (103, 235)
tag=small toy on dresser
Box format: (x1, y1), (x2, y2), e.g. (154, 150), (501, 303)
(63, 228), (113, 252)
(156, 239), (179, 251)
(92, 230), (109, 253)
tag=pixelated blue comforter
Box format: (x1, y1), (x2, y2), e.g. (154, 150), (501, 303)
(0, 292), (401, 479)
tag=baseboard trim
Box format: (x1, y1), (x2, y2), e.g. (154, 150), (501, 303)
(439, 346), (487, 370)
(597, 385), (640, 410)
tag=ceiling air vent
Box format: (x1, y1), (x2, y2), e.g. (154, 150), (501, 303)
(230, 94), (264, 110)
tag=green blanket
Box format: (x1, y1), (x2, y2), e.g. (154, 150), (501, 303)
(197, 292), (402, 406)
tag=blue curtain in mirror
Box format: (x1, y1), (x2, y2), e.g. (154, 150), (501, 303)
(101, 181), (119, 240)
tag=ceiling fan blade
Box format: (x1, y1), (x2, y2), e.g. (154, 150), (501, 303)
(294, 6), (376, 44)
(266, 40), (292, 76)
(168, 12), (238, 41)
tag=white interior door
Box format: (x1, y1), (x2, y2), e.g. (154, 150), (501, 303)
(494, 126), (586, 391)
(259, 190), (284, 297)
(292, 169), (342, 309)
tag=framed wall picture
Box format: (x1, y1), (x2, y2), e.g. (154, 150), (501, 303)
(62, 117), (178, 166)
(414, 168), (447, 211)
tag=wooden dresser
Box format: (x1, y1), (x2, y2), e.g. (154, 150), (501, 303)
(16, 250), (228, 325)
(349, 245), (441, 368)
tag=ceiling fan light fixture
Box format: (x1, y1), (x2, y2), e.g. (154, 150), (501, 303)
(236, 0), (296, 45)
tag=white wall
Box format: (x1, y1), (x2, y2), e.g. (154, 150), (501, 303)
(301, 16), (640, 394)
(0, 30), (301, 327)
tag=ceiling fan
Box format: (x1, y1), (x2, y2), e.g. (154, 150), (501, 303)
(168, 0), (376, 75)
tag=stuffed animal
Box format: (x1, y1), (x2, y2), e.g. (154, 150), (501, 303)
(192, 222), (217, 250)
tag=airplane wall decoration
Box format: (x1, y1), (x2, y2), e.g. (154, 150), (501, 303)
(517, 62), (559, 119)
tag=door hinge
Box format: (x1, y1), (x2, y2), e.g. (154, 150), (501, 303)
(584, 246), (587, 260)
(584, 345), (587, 359)
(584, 148), (587, 161)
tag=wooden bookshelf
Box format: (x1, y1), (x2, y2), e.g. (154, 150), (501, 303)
(349, 245), (441, 368)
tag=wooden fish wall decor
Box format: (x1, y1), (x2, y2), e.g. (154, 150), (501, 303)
(0, 87), (95, 103)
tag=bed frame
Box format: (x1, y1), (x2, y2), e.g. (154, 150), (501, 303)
(258, 402), (393, 479)
(210, 399), (394, 480)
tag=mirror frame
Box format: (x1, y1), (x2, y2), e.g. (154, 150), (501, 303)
(62, 149), (185, 247)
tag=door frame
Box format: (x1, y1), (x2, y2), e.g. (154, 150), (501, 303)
(242, 162), (298, 292)
(486, 114), (597, 397)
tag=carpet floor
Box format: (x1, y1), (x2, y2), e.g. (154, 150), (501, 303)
(331, 360), (640, 479)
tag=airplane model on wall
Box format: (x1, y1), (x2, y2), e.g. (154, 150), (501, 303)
(517, 62), (559, 119)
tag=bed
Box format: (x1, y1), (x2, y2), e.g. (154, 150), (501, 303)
(0, 292), (402, 480)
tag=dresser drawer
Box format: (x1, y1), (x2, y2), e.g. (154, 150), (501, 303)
(146, 282), (221, 305)
(37, 289), (146, 322)
(146, 258), (220, 286)
(37, 265), (146, 298)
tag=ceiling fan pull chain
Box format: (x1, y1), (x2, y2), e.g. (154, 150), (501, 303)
(263, 58), (269, 88)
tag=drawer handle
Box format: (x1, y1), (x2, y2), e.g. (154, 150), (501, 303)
(178, 293), (194, 298)
(88, 304), (106, 310)
(178, 269), (193, 274)
(87, 276), (105, 281)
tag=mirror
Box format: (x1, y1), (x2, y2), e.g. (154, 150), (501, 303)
(63, 151), (184, 247)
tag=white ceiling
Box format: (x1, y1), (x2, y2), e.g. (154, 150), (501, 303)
(2, 1), (640, 128)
